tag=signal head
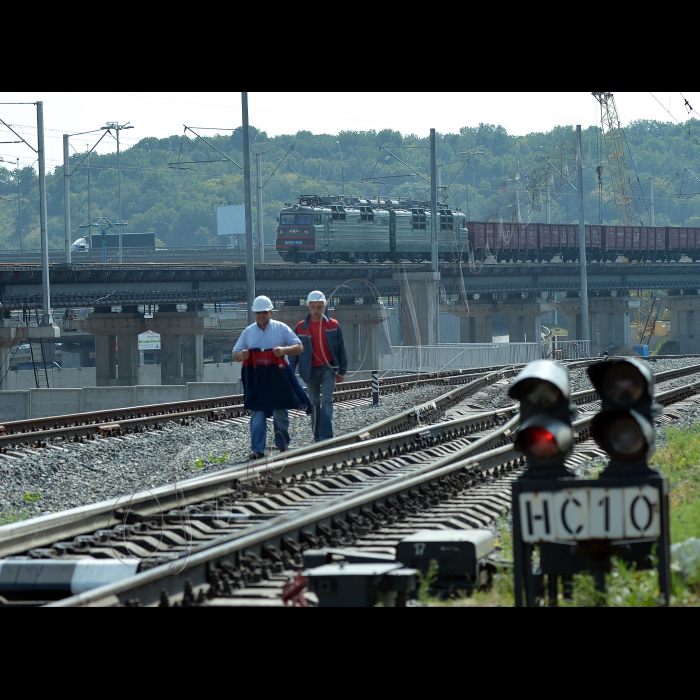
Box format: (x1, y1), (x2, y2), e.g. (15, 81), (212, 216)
(587, 358), (657, 469)
(509, 360), (574, 472)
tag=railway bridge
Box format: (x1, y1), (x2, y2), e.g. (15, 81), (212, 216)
(1, 260), (700, 388)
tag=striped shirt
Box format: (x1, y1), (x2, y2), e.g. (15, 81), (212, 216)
(233, 319), (301, 353)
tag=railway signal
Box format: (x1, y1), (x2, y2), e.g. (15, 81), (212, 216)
(587, 358), (658, 473)
(508, 359), (574, 474)
(510, 357), (670, 607)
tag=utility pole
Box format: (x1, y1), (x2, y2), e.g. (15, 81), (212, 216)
(576, 125), (590, 347)
(63, 135), (71, 264)
(546, 169), (552, 224)
(649, 177), (655, 227)
(37, 101), (51, 325)
(87, 144), (91, 228)
(101, 122), (133, 262)
(242, 93), (255, 324)
(337, 140), (344, 196)
(256, 151), (264, 263)
(16, 158), (21, 255)
(430, 128), (439, 343)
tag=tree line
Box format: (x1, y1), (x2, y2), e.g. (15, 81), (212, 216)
(2, 118), (700, 251)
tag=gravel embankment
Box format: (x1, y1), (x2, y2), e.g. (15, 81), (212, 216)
(2, 357), (698, 520)
(0, 384), (467, 519)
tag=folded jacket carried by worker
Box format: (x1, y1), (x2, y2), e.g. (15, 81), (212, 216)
(241, 349), (312, 416)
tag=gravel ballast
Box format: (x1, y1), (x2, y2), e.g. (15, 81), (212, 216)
(1, 357), (698, 521)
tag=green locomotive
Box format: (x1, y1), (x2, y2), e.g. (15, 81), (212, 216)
(275, 194), (468, 263)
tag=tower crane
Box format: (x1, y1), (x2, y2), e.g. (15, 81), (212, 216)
(592, 92), (657, 345)
(592, 92), (638, 225)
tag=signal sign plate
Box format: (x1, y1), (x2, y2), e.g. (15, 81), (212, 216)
(519, 486), (661, 543)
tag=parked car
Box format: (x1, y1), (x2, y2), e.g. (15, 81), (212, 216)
(12, 361), (61, 371)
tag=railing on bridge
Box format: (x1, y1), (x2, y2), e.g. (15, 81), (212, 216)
(380, 339), (592, 374)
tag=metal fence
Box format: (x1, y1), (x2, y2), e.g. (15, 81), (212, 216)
(541, 339), (591, 360)
(380, 339), (592, 374)
(380, 343), (541, 374)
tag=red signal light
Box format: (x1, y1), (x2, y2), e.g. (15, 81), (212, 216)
(520, 426), (559, 459)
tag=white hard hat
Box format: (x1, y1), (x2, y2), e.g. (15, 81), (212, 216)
(306, 290), (327, 304)
(252, 295), (274, 312)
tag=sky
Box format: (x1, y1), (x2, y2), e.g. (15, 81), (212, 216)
(1, 92), (698, 171)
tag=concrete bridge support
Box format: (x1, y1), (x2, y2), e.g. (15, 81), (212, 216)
(393, 270), (440, 346)
(149, 305), (218, 385)
(499, 293), (555, 343)
(80, 308), (145, 387)
(330, 302), (389, 373)
(559, 293), (639, 353)
(663, 291), (700, 354)
(443, 297), (498, 343)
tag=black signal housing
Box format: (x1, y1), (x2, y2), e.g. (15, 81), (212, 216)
(587, 358), (658, 474)
(509, 360), (575, 475)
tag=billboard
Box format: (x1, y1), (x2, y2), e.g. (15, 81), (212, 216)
(217, 205), (246, 238)
(138, 331), (161, 350)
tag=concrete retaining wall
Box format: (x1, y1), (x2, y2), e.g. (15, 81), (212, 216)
(3, 362), (239, 391)
(0, 381), (242, 423)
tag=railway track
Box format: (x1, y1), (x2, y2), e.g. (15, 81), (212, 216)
(0, 368), (490, 451)
(1, 357), (699, 606)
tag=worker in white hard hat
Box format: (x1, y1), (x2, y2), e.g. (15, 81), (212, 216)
(233, 295), (307, 459)
(289, 290), (348, 443)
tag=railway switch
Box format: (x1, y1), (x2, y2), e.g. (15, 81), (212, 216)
(587, 357), (659, 474)
(508, 360), (575, 475)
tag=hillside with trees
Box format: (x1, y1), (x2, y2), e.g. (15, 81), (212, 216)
(2, 118), (700, 251)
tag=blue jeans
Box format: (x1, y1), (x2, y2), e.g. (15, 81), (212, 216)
(250, 410), (290, 453)
(306, 366), (335, 442)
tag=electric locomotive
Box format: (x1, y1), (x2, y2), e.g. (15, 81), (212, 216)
(276, 195), (468, 263)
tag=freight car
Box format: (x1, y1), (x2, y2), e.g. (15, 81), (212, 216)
(471, 223), (696, 263)
(276, 195), (467, 263)
(276, 195), (700, 264)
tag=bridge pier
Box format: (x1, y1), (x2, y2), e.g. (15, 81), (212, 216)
(149, 304), (217, 385)
(662, 290), (700, 353)
(330, 301), (389, 373)
(393, 270), (440, 346)
(499, 293), (555, 342)
(443, 297), (498, 343)
(559, 292), (639, 353)
(80, 307), (145, 386)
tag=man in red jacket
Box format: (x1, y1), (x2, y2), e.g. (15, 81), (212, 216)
(289, 291), (348, 443)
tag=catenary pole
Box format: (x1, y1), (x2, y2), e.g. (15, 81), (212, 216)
(430, 128), (439, 342)
(242, 93), (255, 324)
(37, 101), (51, 325)
(576, 125), (590, 347)
(256, 151), (264, 264)
(64, 134), (71, 264)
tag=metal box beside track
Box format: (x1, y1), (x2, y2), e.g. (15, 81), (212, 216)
(395, 529), (495, 582)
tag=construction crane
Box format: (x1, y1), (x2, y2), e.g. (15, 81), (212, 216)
(592, 92), (637, 226)
(592, 92), (656, 344)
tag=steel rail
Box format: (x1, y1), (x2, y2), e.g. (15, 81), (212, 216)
(0, 366), (519, 556)
(49, 372), (700, 608)
(0, 368), (492, 448)
(1, 361), (697, 560)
